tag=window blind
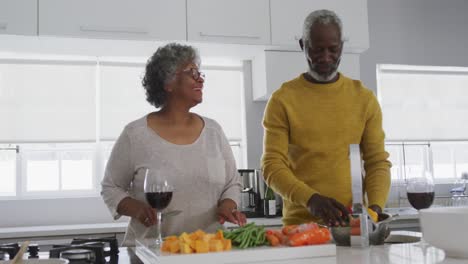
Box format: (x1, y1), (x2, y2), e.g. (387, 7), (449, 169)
(0, 60), (96, 142)
(377, 64), (468, 141)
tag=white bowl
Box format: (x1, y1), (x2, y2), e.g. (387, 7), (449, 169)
(419, 207), (468, 258)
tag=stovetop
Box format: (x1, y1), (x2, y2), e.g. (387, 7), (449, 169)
(0, 237), (142, 264)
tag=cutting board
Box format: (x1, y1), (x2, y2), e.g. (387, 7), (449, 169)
(135, 239), (336, 264)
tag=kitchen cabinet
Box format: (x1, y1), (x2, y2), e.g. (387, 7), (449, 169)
(0, 0), (37, 36)
(38, 0), (186, 41)
(252, 51), (360, 101)
(270, 0), (369, 52)
(187, 0), (270, 45)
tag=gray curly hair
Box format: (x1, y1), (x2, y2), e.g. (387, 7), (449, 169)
(302, 9), (344, 45)
(142, 43), (201, 108)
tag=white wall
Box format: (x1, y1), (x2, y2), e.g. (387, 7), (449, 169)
(361, 0), (468, 92)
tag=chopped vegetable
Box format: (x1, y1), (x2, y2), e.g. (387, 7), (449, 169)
(161, 229), (232, 254)
(267, 222), (332, 247)
(223, 223), (267, 249)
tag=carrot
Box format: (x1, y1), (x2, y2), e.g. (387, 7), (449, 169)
(282, 225), (298, 235)
(288, 229), (319, 247)
(266, 233), (280, 247)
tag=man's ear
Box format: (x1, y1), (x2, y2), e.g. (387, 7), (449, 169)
(299, 38), (304, 51)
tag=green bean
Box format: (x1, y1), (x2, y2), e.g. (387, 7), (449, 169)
(223, 223), (267, 249)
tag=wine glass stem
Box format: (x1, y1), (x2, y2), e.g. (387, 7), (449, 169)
(156, 211), (163, 245)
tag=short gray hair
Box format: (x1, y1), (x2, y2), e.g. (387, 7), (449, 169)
(302, 9), (344, 45)
(142, 43), (201, 108)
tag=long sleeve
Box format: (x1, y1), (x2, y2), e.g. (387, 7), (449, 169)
(261, 96), (317, 208)
(361, 93), (392, 209)
(101, 129), (134, 220)
(261, 74), (391, 226)
(217, 124), (242, 207)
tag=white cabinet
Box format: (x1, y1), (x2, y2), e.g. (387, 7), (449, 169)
(270, 0), (369, 52)
(253, 51), (360, 101)
(39, 0), (186, 41)
(0, 0), (37, 36)
(187, 0), (270, 45)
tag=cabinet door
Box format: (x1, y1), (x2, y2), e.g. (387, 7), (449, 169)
(270, 0), (369, 52)
(39, 0), (186, 41)
(253, 51), (360, 101)
(187, 0), (270, 45)
(0, 0), (37, 36)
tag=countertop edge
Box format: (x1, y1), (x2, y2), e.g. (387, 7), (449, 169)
(0, 222), (129, 239)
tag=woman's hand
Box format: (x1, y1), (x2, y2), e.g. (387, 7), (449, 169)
(117, 197), (157, 227)
(217, 198), (247, 226)
(136, 204), (157, 227)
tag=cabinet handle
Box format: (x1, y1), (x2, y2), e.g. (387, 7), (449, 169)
(199, 32), (260, 39)
(0, 23), (7, 30)
(79, 26), (148, 35)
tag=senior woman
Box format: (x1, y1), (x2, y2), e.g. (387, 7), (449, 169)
(101, 42), (246, 246)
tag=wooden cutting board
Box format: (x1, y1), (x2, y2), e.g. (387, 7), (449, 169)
(135, 239), (336, 264)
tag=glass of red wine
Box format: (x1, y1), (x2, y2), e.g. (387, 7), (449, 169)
(405, 144), (435, 248)
(405, 144), (435, 211)
(144, 168), (174, 246)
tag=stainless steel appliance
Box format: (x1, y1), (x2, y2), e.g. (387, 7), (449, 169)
(238, 169), (264, 217)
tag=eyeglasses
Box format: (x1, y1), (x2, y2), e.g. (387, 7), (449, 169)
(181, 68), (205, 81)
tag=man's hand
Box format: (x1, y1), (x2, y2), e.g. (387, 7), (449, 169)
(307, 193), (349, 227)
(368, 204), (382, 214)
(217, 198), (247, 226)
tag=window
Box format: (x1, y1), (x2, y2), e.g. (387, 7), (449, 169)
(0, 56), (246, 199)
(378, 64), (468, 184)
(386, 142), (468, 183)
(0, 146), (16, 196)
(377, 64), (468, 141)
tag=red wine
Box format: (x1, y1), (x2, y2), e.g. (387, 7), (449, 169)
(407, 192), (435, 210)
(146, 192), (173, 210)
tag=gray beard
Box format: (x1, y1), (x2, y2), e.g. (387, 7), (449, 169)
(307, 69), (338, 82)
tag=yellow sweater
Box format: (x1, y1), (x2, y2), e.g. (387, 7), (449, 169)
(261, 73), (391, 225)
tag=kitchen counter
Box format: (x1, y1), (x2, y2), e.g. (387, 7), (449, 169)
(0, 222), (128, 240)
(131, 242), (465, 264)
(0, 207), (419, 240)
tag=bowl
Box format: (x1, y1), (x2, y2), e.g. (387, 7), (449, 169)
(419, 207), (468, 258)
(330, 213), (392, 246)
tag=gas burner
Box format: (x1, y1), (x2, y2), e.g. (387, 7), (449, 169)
(0, 243), (19, 260)
(27, 244), (40, 258)
(3, 236), (120, 264)
(50, 244), (105, 264)
(71, 237), (119, 257)
(60, 249), (95, 264)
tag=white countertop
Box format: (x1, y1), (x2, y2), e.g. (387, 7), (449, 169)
(135, 238), (465, 264)
(333, 243), (461, 264)
(0, 222), (128, 239)
(0, 218), (283, 240)
(0, 208), (419, 240)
